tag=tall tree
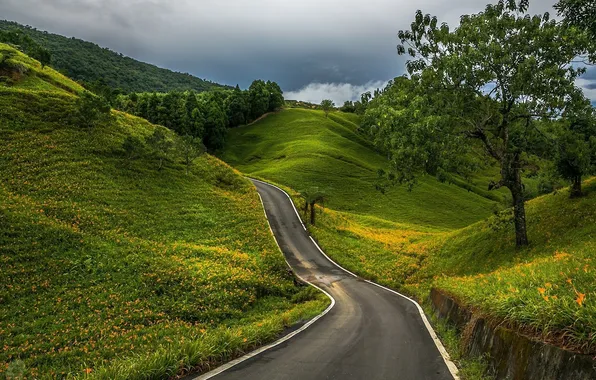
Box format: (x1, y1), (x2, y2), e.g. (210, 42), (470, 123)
(555, 101), (596, 197)
(266, 81), (285, 111)
(248, 80), (270, 120)
(226, 85), (249, 127)
(203, 98), (227, 150)
(383, 0), (592, 247)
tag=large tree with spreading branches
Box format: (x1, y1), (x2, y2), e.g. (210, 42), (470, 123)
(371, 0), (592, 247)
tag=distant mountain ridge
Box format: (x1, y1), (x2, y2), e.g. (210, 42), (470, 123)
(0, 20), (230, 93)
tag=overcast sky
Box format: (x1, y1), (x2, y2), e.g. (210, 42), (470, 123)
(1, 0), (594, 104)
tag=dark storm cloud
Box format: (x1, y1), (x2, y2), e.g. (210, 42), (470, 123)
(2, 0), (592, 103)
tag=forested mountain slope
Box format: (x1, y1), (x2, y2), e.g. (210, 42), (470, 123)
(0, 20), (229, 93)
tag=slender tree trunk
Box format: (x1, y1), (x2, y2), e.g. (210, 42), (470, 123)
(502, 153), (529, 247)
(303, 202), (309, 219)
(570, 176), (582, 198)
(310, 202), (316, 225)
(510, 185), (529, 247)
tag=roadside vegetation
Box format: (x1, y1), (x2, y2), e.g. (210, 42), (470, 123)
(0, 43), (328, 379)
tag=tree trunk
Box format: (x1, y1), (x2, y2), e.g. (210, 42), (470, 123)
(510, 185), (529, 247)
(570, 176), (582, 198)
(310, 202), (316, 225)
(502, 153), (529, 247)
(303, 202), (309, 219)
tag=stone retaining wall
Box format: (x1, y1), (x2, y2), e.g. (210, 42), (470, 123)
(430, 288), (596, 380)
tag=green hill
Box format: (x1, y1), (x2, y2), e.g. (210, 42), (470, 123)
(0, 20), (229, 93)
(220, 108), (595, 360)
(221, 108), (496, 230)
(0, 43), (326, 379)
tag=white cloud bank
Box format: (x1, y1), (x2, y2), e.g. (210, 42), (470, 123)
(288, 77), (596, 108)
(285, 81), (388, 105)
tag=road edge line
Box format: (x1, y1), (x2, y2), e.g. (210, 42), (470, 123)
(251, 178), (460, 380)
(189, 184), (336, 380)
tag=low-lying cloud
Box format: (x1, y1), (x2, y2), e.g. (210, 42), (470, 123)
(285, 81), (388, 105)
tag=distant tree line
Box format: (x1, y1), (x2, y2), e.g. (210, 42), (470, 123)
(113, 80), (284, 151)
(339, 91), (377, 115)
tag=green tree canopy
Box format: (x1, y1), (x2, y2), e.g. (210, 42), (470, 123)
(320, 99), (335, 117)
(555, 0), (596, 45)
(366, 0), (592, 247)
(248, 80), (270, 120)
(266, 81), (285, 112)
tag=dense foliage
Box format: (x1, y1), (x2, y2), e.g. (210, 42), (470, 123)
(113, 80), (284, 151)
(0, 28), (51, 68)
(555, 0), (596, 44)
(362, 0), (595, 247)
(0, 20), (228, 93)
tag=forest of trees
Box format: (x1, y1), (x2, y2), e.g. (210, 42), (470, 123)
(0, 28), (51, 68)
(113, 80), (284, 150)
(0, 20), (228, 93)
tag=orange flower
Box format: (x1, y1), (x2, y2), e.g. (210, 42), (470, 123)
(84, 368), (93, 374)
(537, 287), (546, 295)
(575, 292), (586, 307)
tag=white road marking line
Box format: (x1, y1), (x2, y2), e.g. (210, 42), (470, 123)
(190, 185), (336, 380)
(251, 178), (460, 380)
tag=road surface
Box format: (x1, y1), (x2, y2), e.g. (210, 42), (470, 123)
(197, 179), (456, 380)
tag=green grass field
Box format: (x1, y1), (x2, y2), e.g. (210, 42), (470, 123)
(221, 108), (596, 358)
(0, 44), (328, 379)
(222, 108), (495, 230)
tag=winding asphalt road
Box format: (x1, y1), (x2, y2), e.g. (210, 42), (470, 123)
(196, 179), (456, 380)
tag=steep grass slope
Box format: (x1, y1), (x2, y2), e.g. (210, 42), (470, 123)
(222, 109), (495, 230)
(0, 44), (327, 379)
(221, 108), (595, 358)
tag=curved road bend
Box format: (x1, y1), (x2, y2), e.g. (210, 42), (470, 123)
(202, 179), (455, 380)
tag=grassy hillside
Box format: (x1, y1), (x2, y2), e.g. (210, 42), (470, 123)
(221, 108), (595, 358)
(0, 43), (327, 379)
(222, 109), (495, 230)
(0, 20), (229, 93)
(308, 182), (596, 355)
